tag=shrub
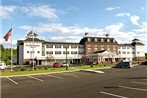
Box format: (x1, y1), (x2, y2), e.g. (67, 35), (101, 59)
(20, 68), (27, 71)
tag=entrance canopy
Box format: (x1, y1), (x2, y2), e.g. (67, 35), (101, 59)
(88, 50), (117, 58)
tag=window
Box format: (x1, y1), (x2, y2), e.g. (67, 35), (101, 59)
(63, 51), (69, 54)
(94, 45), (98, 51)
(101, 39), (104, 42)
(55, 45), (61, 48)
(127, 52), (130, 54)
(63, 45), (69, 48)
(88, 50), (91, 54)
(122, 46), (126, 49)
(87, 45), (91, 48)
(27, 51), (29, 53)
(113, 46), (116, 51)
(87, 38), (91, 42)
(46, 51), (53, 54)
(46, 44), (53, 48)
(101, 45), (104, 50)
(94, 38), (97, 42)
(127, 47), (130, 49)
(38, 51), (40, 53)
(55, 51), (61, 54)
(71, 45), (77, 48)
(118, 51), (121, 54)
(122, 52), (126, 54)
(71, 51), (77, 54)
(78, 45), (84, 48)
(107, 45), (110, 50)
(79, 51), (84, 54)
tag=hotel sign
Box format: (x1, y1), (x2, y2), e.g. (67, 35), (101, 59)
(26, 45), (40, 48)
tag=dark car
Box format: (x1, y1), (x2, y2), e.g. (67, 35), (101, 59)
(141, 61), (147, 65)
(53, 62), (61, 68)
(115, 60), (132, 68)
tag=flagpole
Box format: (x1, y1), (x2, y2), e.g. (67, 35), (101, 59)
(11, 27), (13, 71)
(32, 28), (35, 71)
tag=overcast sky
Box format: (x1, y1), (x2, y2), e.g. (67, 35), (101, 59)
(1, 0), (147, 52)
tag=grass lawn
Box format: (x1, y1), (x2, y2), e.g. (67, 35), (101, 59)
(0, 64), (114, 76)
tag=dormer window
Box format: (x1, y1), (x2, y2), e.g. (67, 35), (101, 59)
(107, 39), (110, 42)
(88, 38), (91, 42)
(94, 38), (97, 42)
(101, 39), (104, 42)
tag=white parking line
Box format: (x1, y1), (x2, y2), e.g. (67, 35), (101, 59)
(142, 79), (147, 81)
(100, 91), (128, 98)
(27, 75), (44, 82)
(6, 77), (18, 85)
(119, 85), (147, 92)
(132, 81), (147, 85)
(60, 73), (79, 77)
(46, 74), (63, 79)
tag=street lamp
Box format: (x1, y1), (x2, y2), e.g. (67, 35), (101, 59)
(65, 46), (68, 70)
(137, 52), (139, 64)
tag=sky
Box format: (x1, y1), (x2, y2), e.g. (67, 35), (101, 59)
(0, 0), (147, 52)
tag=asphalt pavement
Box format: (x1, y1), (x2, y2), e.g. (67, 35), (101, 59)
(1, 65), (147, 98)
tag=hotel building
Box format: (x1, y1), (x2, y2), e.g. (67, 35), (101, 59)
(17, 32), (145, 65)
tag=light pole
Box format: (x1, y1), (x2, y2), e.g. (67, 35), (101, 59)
(65, 46), (68, 70)
(137, 52), (139, 64)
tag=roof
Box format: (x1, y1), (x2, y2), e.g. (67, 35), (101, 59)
(118, 44), (132, 46)
(94, 50), (106, 53)
(131, 42), (144, 46)
(24, 38), (44, 42)
(79, 37), (118, 44)
(43, 41), (80, 45)
(132, 38), (140, 42)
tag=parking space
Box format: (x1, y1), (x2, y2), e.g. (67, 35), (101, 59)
(1, 71), (94, 86)
(1, 66), (147, 98)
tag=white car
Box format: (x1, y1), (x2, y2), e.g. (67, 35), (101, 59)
(0, 62), (6, 70)
(62, 62), (69, 67)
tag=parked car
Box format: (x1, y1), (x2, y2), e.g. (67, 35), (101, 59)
(141, 61), (147, 65)
(53, 62), (61, 68)
(0, 62), (6, 70)
(61, 62), (69, 67)
(115, 60), (132, 68)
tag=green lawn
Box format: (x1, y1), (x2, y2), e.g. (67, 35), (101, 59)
(1, 65), (114, 76)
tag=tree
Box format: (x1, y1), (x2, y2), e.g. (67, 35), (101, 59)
(0, 44), (17, 64)
(145, 53), (147, 59)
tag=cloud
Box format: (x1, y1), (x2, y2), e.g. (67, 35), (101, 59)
(22, 5), (58, 19)
(116, 13), (131, 17)
(105, 6), (120, 11)
(130, 15), (140, 25)
(0, 6), (17, 19)
(17, 22), (147, 52)
(104, 23), (124, 33)
(134, 22), (147, 33)
(48, 36), (82, 43)
(0, 5), (61, 20)
(141, 7), (145, 10)
(19, 23), (103, 35)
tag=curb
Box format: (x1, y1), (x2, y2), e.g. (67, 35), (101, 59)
(80, 69), (105, 74)
(0, 67), (111, 78)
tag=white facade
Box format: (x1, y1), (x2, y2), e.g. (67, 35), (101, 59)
(118, 39), (145, 61)
(17, 33), (84, 65)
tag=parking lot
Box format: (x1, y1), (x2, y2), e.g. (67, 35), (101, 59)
(1, 66), (147, 98)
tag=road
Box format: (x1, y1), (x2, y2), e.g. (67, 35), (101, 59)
(1, 65), (147, 98)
